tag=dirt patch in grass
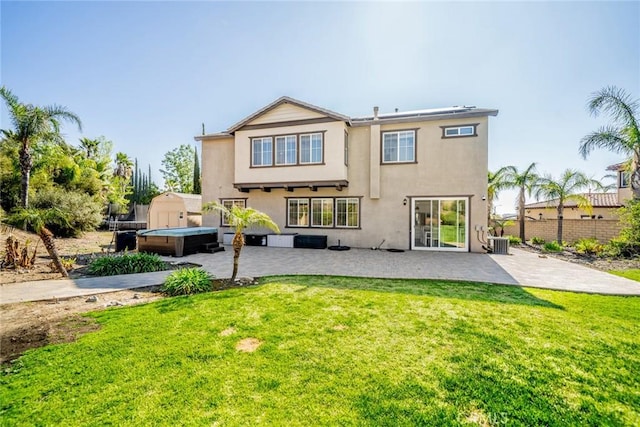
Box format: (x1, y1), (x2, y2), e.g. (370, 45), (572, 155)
(220, 327), (237, 337)
(236, 338), (262, 353)
(0, 286), (164, 365)
(332, 324), (348, 331)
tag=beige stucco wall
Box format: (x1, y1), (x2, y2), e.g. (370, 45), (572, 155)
(234, 120), (348, 184)
(201, 115), (489, 252)
(526, 206), (620, 220)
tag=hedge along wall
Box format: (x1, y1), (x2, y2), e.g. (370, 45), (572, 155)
(502, 219), (623, 244)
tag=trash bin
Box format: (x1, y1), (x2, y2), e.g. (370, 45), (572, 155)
(115, 231), (137, 252)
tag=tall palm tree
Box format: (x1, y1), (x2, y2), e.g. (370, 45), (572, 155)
(535, 169), (602, 244)
(0, 86), (82, 208)
(78, 137), (100, 160)
(203, 202), (280, 282)
(580, 86), (640, 198)
(114, 152), (134, 180)
(487, 167), (508, 221)
(6, 207), (71, 277)
(501, 163), (541, 240)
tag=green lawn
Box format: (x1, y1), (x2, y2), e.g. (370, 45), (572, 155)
(610, 269), (640, 282)
(2, 276), (639, 426)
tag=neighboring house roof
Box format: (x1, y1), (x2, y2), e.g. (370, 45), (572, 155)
(525, 193), (621, 209)
(607, 162), (629, 171)
(226, 96), (351, 133)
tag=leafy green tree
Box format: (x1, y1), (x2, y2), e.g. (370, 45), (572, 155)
(161, 144), (195, 193)
(5, 208), (72, 277)
(0, 86), (82, 208)
(202, 202), (279, 282)
(580, 86), (640, 199)
(0, 132), (21, 211)
(501, 163), (541, 240)
(535, 169), (602, 243)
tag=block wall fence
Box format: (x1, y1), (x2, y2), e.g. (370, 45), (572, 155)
(502, 219), (622, 243)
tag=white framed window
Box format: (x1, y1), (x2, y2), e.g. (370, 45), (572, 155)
(300, 133), (323, 164)
(287, 198), (309, 227)
(252, 137), (273, 166)
(336, 198), (359, 228)
(311, 198), (334, 227)
(221, 199), (246, 226)
(287, 197), (360, 228)
(382, 130), (415, 163)
(275, 135), (297, 165)
(442, 124), (477, 138)
(619, 171), (630, 188)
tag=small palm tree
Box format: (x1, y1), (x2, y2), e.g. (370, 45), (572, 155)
(203, 202), (279, 282)
(580, 86), (640, 199)
(0, 86), (82, 208)
(487, 167), (508, 221)
(501, 163), (541, 240)
(6, 208), (72, 277)
(535, 169), (602, 243)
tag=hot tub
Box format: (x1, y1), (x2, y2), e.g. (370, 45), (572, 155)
(137, 227), (218, 257)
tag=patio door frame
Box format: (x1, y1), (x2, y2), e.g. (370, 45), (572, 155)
(410, 197), (469, 252)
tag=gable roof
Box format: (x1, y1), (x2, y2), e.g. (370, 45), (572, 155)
(525, 193), (621, 209)
(226, 96), (351, 133)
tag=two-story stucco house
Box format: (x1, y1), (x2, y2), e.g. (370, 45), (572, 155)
(196, 97), (498, 252)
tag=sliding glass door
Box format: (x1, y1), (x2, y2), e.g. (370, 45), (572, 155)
(411, 197), (468, 251)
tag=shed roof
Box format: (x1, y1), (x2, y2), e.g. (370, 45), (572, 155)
(153, 192), (202, 213)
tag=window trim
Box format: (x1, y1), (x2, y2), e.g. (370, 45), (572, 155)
(381, 129), (418, 164)
(251, 137), (273, 167)
(285, 196), (361, 229)
(440, 123), (479, 139)
(250, 131), (326, 168)
(219, 198), (247, 226)
(299, 132), (324, 165)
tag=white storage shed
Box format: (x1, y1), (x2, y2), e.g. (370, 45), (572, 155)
(147, 192), (202, 229)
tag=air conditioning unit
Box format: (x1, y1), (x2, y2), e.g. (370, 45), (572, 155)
(489, 237), (510, 255)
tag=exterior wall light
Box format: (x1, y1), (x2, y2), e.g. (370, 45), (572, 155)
(403, 198), (408, 206)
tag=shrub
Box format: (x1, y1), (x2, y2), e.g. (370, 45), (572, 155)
(161, 268), (213, 296)
(31, 187), (102, 237)
(88, 252), (166, 276)
(574, 238), (603, 256)
(507, 235), (522, 245)
(543, 241), (563, 253)
(603, 237), (640, 258)
(531, 237), (545, 245)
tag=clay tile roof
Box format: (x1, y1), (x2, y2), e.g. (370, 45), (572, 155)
(525, 193), (621, 209)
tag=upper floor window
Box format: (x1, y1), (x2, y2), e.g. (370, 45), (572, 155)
(441, 124), (478, 138)
(252, 137), (272, 167)
(300, 133), (323, 164)
(382, 130), (416, 163)
(275, 135), (297, 165)
(251, 132), (325, 167)
(220, 199), (246, 226)
(619, 171), (630, 188)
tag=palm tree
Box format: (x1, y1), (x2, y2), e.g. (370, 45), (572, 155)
(203, 202), (280, 282)
(79, 137), (100, 160)
(0, 86), (82, 208)
(487, 167), (508, 221)
(501, 163), (541, 240)
(6, 208), (71, 277)
(535, 169), (602, 244)
(580, 86), (640, 199)
(114, 152), (133, 180)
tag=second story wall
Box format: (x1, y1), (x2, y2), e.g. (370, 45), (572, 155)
(234, 120), (349, 185)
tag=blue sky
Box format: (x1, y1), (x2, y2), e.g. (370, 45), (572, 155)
(1, 1), (638, 214)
